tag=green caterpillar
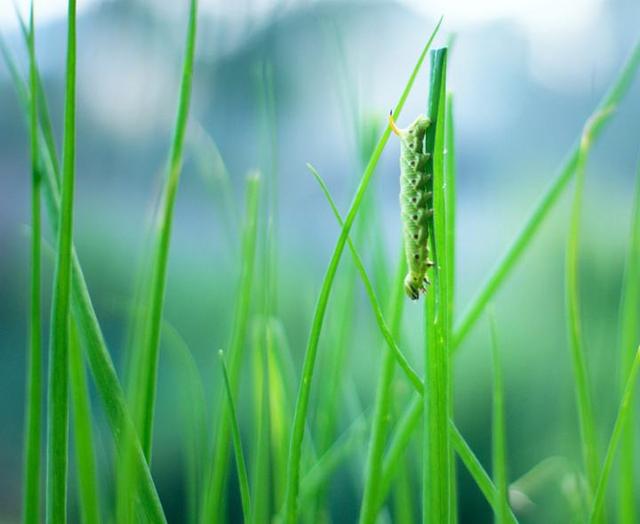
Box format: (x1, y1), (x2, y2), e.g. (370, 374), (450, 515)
(389, 112), (433, 300)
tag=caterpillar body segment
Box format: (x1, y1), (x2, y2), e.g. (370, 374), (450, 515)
(390, 113), (433, 300)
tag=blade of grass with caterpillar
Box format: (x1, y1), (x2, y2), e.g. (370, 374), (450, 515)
(423, 47), (449, 524)
(383, 40), (640, 495)
(282, 19), (443, 522)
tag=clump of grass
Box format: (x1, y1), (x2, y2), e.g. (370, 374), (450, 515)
(4, 3), (640, 522)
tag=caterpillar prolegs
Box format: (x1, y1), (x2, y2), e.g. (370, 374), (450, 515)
(389, 112), (433, 300)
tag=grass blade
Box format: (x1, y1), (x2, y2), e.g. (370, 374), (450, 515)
(202, 172), (262, 522)
(69, 323), (100, 524)
(22, 3), (43, 523)
(489, 313), (509, 524)
(219, 350), (252, 523)
(616, 163), (640, 523)
(134, 0), (198, 462)
(589, 348), (640, 522)
(282, 19), (443, 522)
(46, 0), (77, 519)
(423, 47), (449, 524)
(453, 40), (640, 348)
(565, 108), (613, 502)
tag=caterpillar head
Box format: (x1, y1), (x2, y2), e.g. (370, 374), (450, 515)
(404, 272), (426, 300)
(389, 112), (431, 139)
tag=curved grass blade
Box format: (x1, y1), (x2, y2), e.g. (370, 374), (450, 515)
(453, 40), (640, 348)
(565, 108), (614, 503)
(134, 0), (198, 462)
(69, 323), (100, 524)
(616, 163), (640, 523)
(219, 350), (252, 523)
(589, 348), (640, 523)
(307, 164), (422, 391)
(22, 3), (43, 523)
(46, 0), (77, 519)
(282, 20), (443, 520)
(306, 164), (410, 523)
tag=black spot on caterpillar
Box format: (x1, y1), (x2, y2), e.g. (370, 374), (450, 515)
(389, 111), (433, 300)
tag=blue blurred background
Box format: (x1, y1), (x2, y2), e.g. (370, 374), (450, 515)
(1, 0), (640, 521)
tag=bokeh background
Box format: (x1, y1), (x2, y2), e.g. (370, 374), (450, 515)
(1, 0), (640, 521)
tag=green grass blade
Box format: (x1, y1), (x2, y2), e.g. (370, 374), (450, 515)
(589, 348), (640, 523)
(135, 0), (198, 462)
(202, 172), (262, 522)
(452, 40), (640, 348)
(423, 47), (450, 524)
(307, 157), (413, 523)
(46, 0), (77, 519)
(219, 350), (252, 523)
(3, 21), (167, 524)
(282, 19), (442, 522)
(69, 323), (100, 524)
(489, 313), (509, 524)
(250, 320), (272, 524)
(444, 93), (458, 523)
(22, 4), (43, 523)
(616, 163), (640, 523)
(566, 109), (613, 501)
(375, 39), (640, 513)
